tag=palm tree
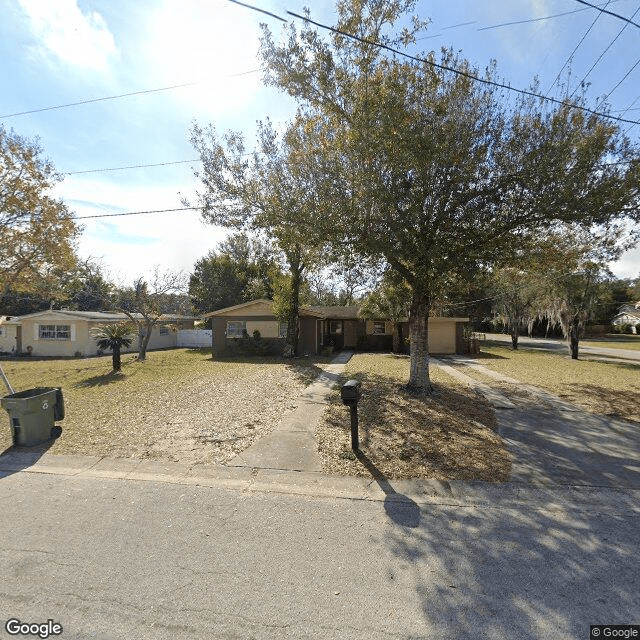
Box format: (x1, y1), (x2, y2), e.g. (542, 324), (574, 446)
(91, 323), (134, 372)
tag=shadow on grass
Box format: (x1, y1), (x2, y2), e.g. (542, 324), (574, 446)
(356, 450), (421, 528)
(321, 368), (509, 482)
(73, 370), (127, 388)
(569, 383), (640, 423)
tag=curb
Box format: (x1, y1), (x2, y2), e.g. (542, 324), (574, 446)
(1, 451), (638, 512)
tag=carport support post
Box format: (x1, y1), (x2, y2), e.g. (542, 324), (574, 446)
(350, 405), (359, 451)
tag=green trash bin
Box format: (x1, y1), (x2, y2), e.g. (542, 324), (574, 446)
(1, 387), (64, 446)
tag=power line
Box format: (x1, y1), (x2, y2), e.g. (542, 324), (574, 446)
(597, 57), (640, 108)
(74, 207), (200, 220)
(0, 69), (260, 120)
(65, 159), (199, 175)
(478, 7), (595, 31)
(0, 82), (198, 119)
(569, 5), (640, 99)
(572, 0), (640, 29)
(547, 0), (611, 94)
(267, 5), (640, 126)
(477, 0), (632, 31)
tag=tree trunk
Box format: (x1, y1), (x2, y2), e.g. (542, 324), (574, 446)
(392, 323), (400, 353)
(510, 322), (519, 350)
(569, 322), (579, 360)
(112, 345), (122, 372)
(138, 321), (153, 361)
(407, 289), (433, 393)
(285, 259), (303, 357)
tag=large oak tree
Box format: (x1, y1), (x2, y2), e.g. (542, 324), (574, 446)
(258, 0), (640, 391)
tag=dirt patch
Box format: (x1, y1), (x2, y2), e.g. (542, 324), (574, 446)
(0, 350), (328, 465)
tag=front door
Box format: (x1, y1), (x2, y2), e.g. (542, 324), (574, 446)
(15, 326), (22, 354)
(327, 320), (344, 350)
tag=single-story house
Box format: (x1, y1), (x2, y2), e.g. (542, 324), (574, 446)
(611, 306), (640, 334)
(0, 310), (196, 357)
(203, 299), (468, 355)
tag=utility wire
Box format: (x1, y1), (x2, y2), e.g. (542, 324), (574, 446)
(0, 82), (198, 119)
(0, 69), (259, 120)
(478, 6), (596, 31)
(570, 5), (640, 99)
(597, 57), (640, 108)
(66, 160), (199, 175)
(225, 1), (640, 126)
(74, 207), (200, 220)
(572, 0), (640, 29)
(547, 0), (611, 95)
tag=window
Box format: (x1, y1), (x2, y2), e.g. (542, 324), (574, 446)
(159, 326), (170, 336)
(39, 324), (71, 340)
(329, 320), (342, 334)
(373, 322), (386, 335)
(278, 323), (288, 338)
(226, 321), (246, 338)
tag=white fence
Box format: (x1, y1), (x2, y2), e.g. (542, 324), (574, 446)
(177, 329), (212, 348)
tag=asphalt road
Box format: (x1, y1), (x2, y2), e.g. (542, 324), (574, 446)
(1, 469), (638, 640)
(485, 332), (640, 362)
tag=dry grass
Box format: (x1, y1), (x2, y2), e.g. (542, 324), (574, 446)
(316, 353), (510, 482)
(0, 349), (328, 464)
(479, 344), (640, 423)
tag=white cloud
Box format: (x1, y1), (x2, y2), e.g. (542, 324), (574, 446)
(138, 0), (263, 117)
(18, 0), (119, 73)
(52, 175), (228, 285)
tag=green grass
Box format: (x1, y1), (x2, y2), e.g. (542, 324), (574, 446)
(582, 334), (640, 351)
(477, 344), (640, 422)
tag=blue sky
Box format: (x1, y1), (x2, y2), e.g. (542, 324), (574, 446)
(1, 0), (639, 287)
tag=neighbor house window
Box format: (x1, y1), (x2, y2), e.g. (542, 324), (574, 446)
(159, 326), (170, 336)
(226, 321), (246, 338)
(279, 323), (288, 338)
(329, 320), (342, 334)
(39, 324), (71, 340)
(373, 322), (386, 335)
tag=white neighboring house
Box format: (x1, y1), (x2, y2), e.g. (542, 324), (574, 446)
(611, 304), (640, 334)
(0, 310), (197, 357)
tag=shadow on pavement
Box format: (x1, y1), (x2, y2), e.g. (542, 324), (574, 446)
(0, 439), (56, 481)
(498, 407), (640, 487)
(356, 450), (421, 528)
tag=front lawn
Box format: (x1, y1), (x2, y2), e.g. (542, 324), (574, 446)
(316, 353), (510, 481)
(0, 349), (326, 464)
(478, 344), (640, 423)
(582, 334), (640, 351)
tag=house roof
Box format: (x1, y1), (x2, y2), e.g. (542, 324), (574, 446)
(305, 306), (361, 319)
(613, 310), (640, 321)
(2, 310), (196, 324)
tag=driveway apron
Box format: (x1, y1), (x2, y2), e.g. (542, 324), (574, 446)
(434, 357), (640, 489)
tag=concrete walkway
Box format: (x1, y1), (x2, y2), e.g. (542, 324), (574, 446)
(225, 350), (353, 472)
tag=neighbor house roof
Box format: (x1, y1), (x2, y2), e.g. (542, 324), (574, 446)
(2, 310), (196, 324)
